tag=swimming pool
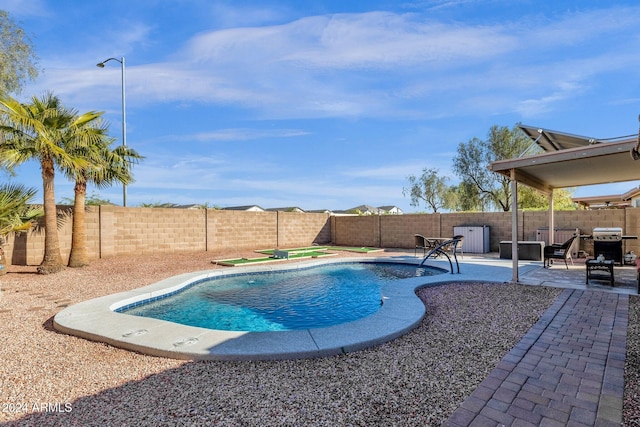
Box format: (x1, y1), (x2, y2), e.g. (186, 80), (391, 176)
(54, 257), (466, 361)
(118, 262), (441, 332)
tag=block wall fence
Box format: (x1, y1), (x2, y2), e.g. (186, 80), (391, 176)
(4, 206), (639, 266)
(5, 206), (332, 266)
(331, 208), (640, 257)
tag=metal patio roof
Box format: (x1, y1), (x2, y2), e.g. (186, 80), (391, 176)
(491, 128), (639, 193)
(518, 125), (600, 152)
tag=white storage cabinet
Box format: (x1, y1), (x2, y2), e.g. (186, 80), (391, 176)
(453, 225), (490, 253)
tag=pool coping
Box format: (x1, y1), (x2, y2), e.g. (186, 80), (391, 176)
(53, 256), (528, 361)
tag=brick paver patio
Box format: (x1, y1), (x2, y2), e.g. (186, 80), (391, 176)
(445, 289), (628, 426)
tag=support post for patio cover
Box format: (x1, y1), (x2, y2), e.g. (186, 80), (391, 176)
(511, 169), (519, 283)
(548, 191), (555, 245)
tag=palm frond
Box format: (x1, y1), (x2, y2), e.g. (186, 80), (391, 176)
(0, 183), (42, 237)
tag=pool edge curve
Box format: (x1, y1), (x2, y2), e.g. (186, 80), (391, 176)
(53, 256), (457, 361)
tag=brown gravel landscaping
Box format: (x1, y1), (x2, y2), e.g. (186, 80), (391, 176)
(625, 295), (640, 426)
(0, 250), (637, 426)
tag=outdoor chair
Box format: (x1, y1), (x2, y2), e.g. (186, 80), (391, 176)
(543, 235), (577, 269)
(414, 234), (429, 256)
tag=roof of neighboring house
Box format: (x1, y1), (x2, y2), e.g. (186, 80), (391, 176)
(222, 205), (265, 211)
(378, 205), (403, 213)
(348, 205), (384, 214)
(307, 209), (333, 214)
(331, 205), (405, 215)
(175, 204), (206, 209)
(199, 204), (402, 214)
(622, 185), (640, 200)
(572, 185), (640, 209)
(265, 207), (306, 213)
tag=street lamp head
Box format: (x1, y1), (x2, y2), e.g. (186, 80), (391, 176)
(97, 57), (123, 68)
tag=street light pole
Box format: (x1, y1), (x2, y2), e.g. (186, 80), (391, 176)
(97, 56), (127, 207)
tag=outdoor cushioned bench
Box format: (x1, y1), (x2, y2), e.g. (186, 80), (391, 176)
(499, 241), (545, 261)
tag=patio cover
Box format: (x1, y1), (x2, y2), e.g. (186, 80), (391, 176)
(489, 126), (640, 282)
(518, 124), (601, 152)
(491, 136), (639, 194)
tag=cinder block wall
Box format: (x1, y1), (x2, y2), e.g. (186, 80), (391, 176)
(101, 206), (207, 256)
(8, 206), (75, 266)
(378, 214), (438, 248)
(334, 209), (639, 256)
(625, 208), (640, 255)
(3, 207), (332, 266)
(207, 210), (277, 254)
(4, 206), (638, 266)
(276, 211), (332, 248)
(332, 215), (381, 247)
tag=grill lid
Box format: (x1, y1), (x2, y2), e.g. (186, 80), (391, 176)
(593, 227), (623, 241)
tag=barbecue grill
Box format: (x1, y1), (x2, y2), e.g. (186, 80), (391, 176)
(592, 227), (623, 264)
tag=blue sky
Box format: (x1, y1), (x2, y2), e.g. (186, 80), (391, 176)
(2, 0), (640, 212)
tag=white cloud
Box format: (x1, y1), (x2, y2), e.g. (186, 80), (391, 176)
(28, 5), (640, 122)
(177, 128), (310, 142)
(182, 11), (515, 70)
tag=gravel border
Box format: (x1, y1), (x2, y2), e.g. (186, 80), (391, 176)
(0, 251), (631, 426)
(624, 295), (640, 426)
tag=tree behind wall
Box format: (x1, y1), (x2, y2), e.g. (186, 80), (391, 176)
(0, 10), (39, 95)
(447, 181), (489, 212)
(452, 125), (538, 212)
(403, 168), (452, 213)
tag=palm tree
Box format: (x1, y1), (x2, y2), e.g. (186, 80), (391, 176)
(0, 183), (43, 240)
(0, 183), (43, 275)
(0, 92), (101, 274)
(63, 134), (143, 267)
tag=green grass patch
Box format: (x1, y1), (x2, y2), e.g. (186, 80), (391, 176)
(214, 245), (382, 267)
(256, 246), (382, 255)
(213, 250), (335, 267)
(328, 246), (383, 253)
(255, 246), (328, 255)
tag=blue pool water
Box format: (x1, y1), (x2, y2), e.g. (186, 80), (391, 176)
(120, 262), (443, 332)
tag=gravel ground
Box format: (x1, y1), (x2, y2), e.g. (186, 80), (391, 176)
(0, 250), (632, 426)
(625, 295), (640, 426)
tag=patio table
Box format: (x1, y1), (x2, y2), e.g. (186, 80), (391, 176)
(586, 259), (615, 286)
(424, 237), (451, 249)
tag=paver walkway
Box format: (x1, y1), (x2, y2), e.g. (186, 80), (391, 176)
(445, 289), (628, 427)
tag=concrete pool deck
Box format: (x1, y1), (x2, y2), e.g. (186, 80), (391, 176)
(53, 254), (542, 361)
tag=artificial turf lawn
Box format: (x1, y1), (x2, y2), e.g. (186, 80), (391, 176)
(213, 245), (383, 267)
(213, 250), (335, 266)
(256, 246), (382, 255)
